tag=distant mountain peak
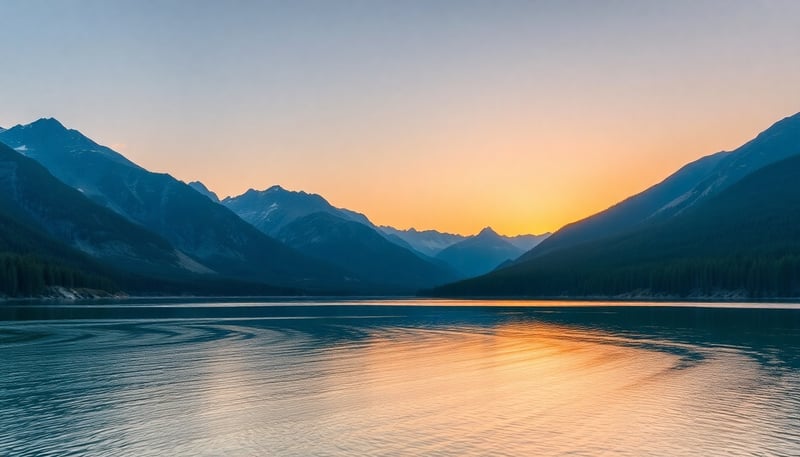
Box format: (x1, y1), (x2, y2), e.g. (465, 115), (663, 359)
(188, 181), (220, 203)
(390, 226), (464, 237)
(241, 185), (306, 196)
(0, 117), (141, 170)
(263, 185), (319, 198)
(477, 226), (499, 237)
(435, 226), (525, 278)
(223, 183), (381, 244)
(27, 117), (67, 131)
(232, 185), (310, 200)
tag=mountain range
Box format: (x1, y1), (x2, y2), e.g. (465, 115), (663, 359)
(218, 185), (458, 291)
(0, 118), (543, 296)
(2, 111), (798, 298)
(431, 112), (800, 299)
(217, 184), (547, 290)
(0, 141), (297, 297)
(0, 119), (351, 292)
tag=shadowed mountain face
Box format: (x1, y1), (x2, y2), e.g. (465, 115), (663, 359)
(0, 167), (119, 296)
(0, 146), (300, 297)
(434, 227), (530, 278)
(188, 181), (220, 203)
(431, 151), (800, 298)
(0, 209), (118, 296)
(521, 112), (800, 261)
(0, 119), (348, 290)
(222, 186), (372, 237)
(0, 142), (195, 276)
(276, 212), (459, 292)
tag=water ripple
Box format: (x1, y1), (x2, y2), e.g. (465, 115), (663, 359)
(1, 302), (799, 456)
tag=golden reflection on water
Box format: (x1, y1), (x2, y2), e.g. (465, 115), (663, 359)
(261, 321), (792, 456)
(1, 313), (798, 456)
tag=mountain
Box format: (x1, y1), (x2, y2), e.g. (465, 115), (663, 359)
(222, 184), (549, 273)
(0, 142), (307, 297)
(0, 142), (200, 276)
(0, 199), (118, 297)
(222, 185), (372, 236)
(0, 205), (295, 298)
(519, 112), (800, 261)
(0, 219), (118, 297)
(223, 186), (458, 289)
(434, 227), (531, 278)
(379, 225), (549, 261)
(0, 119), (349, 290)
(378, 227), (466, 257)
(431, 140), (800, 299)
(188, 181), (220, 202)
(276, 212), (459, 292)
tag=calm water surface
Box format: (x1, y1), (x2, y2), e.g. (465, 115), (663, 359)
(1, 299), (799, 456)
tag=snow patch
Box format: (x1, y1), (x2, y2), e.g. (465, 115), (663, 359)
(656, 190), (694, 213)
(260, 203), (279, 219)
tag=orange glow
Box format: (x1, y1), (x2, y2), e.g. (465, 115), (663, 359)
(143, 107), (788, 236)
(307, 319), (736, 453)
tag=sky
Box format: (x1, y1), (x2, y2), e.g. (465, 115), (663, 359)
(2, 0), (800, 236)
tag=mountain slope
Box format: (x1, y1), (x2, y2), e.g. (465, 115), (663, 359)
(520, 112), (800, 261)
(435, 227), (528, 278)
(0, 143), (303, 296)
(0, 119), (348, 289)
(277, 212), (459, 291)
(431, 153), (800, 298)
(0, 142), (201, 275)
(188, 181), (220, 202)
(0, 207), (119, 296)
(0, 206), (299, 297)
(222, 185), (372, 236)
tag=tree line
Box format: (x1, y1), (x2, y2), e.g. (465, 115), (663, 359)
(0, 253), (117, 297)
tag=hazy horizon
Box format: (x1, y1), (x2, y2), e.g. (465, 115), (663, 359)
(2, 0), (800, 235)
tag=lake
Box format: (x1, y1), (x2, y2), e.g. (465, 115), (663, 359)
(1, 299), (799, 456)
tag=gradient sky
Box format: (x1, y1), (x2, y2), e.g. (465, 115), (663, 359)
(2, 0), (799, 235)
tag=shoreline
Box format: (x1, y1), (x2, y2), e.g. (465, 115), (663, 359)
(2, 292), (800, 306)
